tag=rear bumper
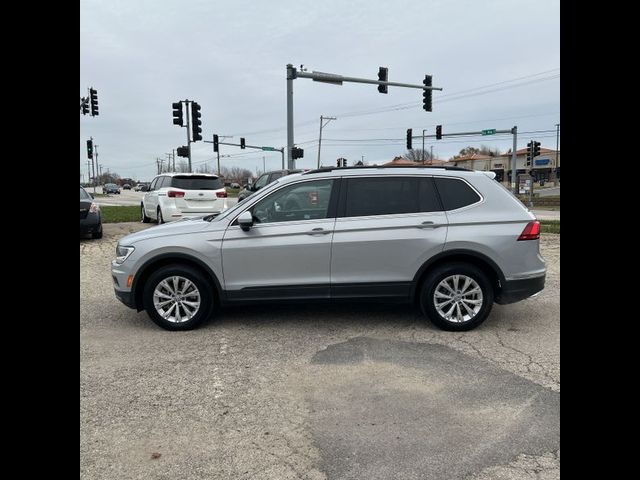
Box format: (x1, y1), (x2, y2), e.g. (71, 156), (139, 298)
(80, 214), (101, 234)
(495, 275), (545, 304)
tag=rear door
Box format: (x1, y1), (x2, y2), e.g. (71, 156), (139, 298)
(330, 175), (448, 298)
(170, 175), (226, 213)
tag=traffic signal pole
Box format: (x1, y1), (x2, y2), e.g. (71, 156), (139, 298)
(287, 64), (443, 169)
(185, 100), (192, 173)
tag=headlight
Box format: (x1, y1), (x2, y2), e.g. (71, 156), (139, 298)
(115, 245), (135, 264)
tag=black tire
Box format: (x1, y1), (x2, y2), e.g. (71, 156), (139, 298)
(142, 264), (214, 331)
(420, 262), (494, 331)
(141, 203), (151, 223)
(91, 225), (103, 239)
(157, 208), (164, 224)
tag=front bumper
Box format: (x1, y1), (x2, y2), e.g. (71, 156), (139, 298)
(495, 275), (545, 304)
(114, 288), (137, 309)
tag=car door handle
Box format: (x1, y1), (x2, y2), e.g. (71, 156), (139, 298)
(306, 227), (332, 235)
(417, 221), (442, 229)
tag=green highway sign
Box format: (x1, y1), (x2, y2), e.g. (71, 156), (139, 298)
(481, 129), (496, 136)
(261, 146), (276, 151)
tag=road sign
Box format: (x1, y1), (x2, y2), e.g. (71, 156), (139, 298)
(261, 146), (276, 151)
(481, 129), (496, 136)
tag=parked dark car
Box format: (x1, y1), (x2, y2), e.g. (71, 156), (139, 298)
(237, 169), (303, 202)
(122, 183), (132, 190)
(103, 183), (120, 194)
(80, 186), (102, 239)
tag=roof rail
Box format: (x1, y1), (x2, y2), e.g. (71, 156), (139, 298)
(302, 165), (470, 175)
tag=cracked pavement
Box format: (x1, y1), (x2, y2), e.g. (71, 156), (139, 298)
(81, 223), (559, 479)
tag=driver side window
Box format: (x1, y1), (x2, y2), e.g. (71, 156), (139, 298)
(250, 179), (334, 224)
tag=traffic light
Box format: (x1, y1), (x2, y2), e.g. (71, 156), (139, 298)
(191, 102), (202, 141)
(176, 146), (189, 158)
(377, 67), (388, 94)
(240, 137), (246, 149)
(89, 88), (99, 116)
(337, 158), (341, 167)
(436, 125), (442, 140)
(81, 98), (89, 115)
(406, 128), (413, 150)
(292, 147), (304, 159)
(172, 102), (183, 126)
(86, 139), (93, 159)
(526, 141), (533, 166)
(422, 75), (432, 112)
(342, 158), (347, 167)
(213, 134), (219, 152)
(532, 141), (541, 158)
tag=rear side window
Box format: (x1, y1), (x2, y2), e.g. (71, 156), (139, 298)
(269, 172), (284, 182)
(170, 176), (224, 190)
(80, 187), (91, 199)
(434, 177), (482, 210)
(344, 177), (441, 217)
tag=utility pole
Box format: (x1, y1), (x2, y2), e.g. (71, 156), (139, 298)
(511, 126), (518, 194)
(317, 115), (337, 168)
(165, 153), (173, 172)
(86, 160), (91, 186)
(99, 164), (103, 180)
(173, 149), (176, 172)
(554, 123), (560, 186)
(430, 146), (433, 165)
(93, 141), (99, 194)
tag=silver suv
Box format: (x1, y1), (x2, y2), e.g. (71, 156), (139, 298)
(112, 166), (545, 331)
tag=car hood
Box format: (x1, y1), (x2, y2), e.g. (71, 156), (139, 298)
(119, 217), (226, 245)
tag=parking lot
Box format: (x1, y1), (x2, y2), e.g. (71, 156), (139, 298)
(80, 223), (559, 480)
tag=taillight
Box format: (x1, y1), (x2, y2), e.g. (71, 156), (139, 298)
(518, 221), (540, 241)
(89, 202), (99, 213)
(216, 191), (228, 198)
(167, 190), (185, 198)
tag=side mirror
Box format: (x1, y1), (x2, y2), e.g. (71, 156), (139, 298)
(237, 211), (253, 231)
(90, 194), (95, 199)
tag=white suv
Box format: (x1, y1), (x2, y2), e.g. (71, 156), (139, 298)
(141, 173), (228, 224)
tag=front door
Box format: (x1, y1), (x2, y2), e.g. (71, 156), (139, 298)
(221, 178), (338, 301)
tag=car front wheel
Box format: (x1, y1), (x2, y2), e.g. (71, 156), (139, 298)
(142, 264), (214, 331)
(420, 262), (494, 331)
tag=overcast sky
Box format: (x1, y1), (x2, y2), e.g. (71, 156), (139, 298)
(80, 0), (559, 181)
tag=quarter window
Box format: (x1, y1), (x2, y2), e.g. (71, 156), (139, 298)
(434, 177), (481, 210)
(249, 179), (335, 224)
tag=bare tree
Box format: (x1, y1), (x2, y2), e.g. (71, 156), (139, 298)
(403, 149), (433, 162)
(452, 145), (502, 159)
(196, 164), (212, 173)
(176, 160), (190, 173)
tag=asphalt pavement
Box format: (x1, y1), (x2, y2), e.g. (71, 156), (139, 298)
(80, 223), (559, 480)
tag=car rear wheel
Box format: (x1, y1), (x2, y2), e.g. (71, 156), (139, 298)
(420, 262), (494, 331)
(157, 208), (164, 224)
(143, 264), (214, 331)
(141, 204), (150, 223)
(91, 225), (103, 239)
